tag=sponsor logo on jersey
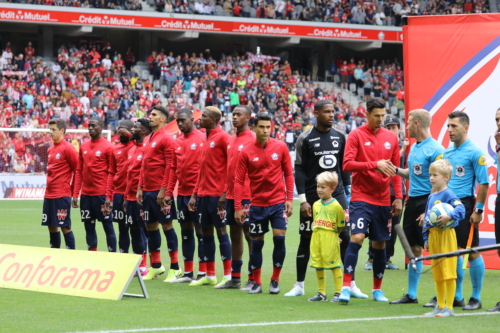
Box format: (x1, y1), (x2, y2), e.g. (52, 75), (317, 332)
(95, 150), (102, 157)
(314, 150), (339, 156)
(315, 219), (336, 229)
(55, 153), (61, 159)
(456, 165), (465, 177)
(238, 144), (244, 151)
(190, 143), (197, 150)
(210, 141), (215, 148)
(253, 157), (259, 161)
(331, 136), (340, 139)
(478, 155), (487, 166)
(57, 209), (68, 221)
(117, 151), (122, 155)
(384, 141), (392, 149)
(271, 153), (279, 160)
(319, 155), (337, 168)
(83, 151), (88, 154)
(151, 142), (157, 147)
(364, 142), (371, 146)
(137, 154), (142, 161)
(314, 143), (320, 147)
(309, 137), (320, 142)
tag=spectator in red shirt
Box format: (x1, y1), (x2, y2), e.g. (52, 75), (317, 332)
(340, 61), (349, 91)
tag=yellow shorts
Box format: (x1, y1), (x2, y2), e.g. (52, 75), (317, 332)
(429, 228), (458, 281)
(310, 229), (341, 270)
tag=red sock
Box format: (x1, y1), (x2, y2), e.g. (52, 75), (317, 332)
(150, 251), (161, 264)
(248, 273), (254, 281)
(140, 254), (147, 268)
(253, 268), (262, 285)
(232, 272), (241, 279)
(184, 260), (193, 273)
(89, 248), (97, 251)
(206, 262), (216, 277)
(373, 277), (383, 290)
(343, 273), (353, 287)
(223, 259), (232, 276)
(198, 262), (207, 274)
(271, 267), (282, 281)
(169, 250), (178, 264)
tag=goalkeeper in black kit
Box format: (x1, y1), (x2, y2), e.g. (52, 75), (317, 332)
(284, 100), (367, 299)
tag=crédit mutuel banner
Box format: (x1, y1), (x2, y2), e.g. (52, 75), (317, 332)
(0, 244), (144, 300)
(0, 5), (401, 42)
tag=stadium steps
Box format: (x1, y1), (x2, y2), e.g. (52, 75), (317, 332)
(490, 0), (499, 12)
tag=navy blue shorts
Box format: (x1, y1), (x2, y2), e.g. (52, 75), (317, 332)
(198, 196), (226, 228)
(126, 200), (146, 228)
(177, 194), (199, 223)
(112, 193), (126, 223)
(225, 199), (251, 226)
(80, 194), (111, 223)
(42, 197), (72, 228)
(249, 202), (288, 237)
(143, 190), (177, 224)
(349, 201), (392, 241)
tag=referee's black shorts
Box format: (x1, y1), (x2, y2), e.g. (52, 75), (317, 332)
(402, 194), (429, 248)
(455, 196), (479, 249)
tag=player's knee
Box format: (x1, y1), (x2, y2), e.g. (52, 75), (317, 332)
(180, 221), (195, 230)
(350, 233), (365, 244)
(61, 227), (71, 234)
(469, 252), (480, 261)
(215, 226), (227, 236)
(202, 226), (214, 236)
(411, 245), (422, 257)
(162, 221), (173, 230)
(372, 240), (385, 250)
(272, 229), (286, 237)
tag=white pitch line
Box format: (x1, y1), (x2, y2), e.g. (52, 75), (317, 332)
(70, 312), (500, 333)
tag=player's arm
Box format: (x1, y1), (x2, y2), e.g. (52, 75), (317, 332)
(105, 152), (117, 210)
(234, 151), (249, 224)
(158, 137), (173, 206)
(165, 146), (178, 205)
(471, 151), (489, 224)
(282, 143), (294, 217)
(390, 138), (403, 216)
(67, 145), (79, 197)
(337, 132), (352, 198)
(137, 156), (145, 205)
(218, 134), (230, 211)
(294, 133), (310, 217)
(343, 131), (391, 174)
(188, 161), (202, 212)
(72, 148), (84, 208)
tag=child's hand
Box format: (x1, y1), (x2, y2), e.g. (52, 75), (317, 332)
(437, 214), (451, 228)
(339, 237), (342, 243)
(424, 243), (429, 251)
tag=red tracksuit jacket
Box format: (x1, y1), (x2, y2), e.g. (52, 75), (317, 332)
(234, 138), (294, 210)
(45, 140), (78, 199)
(73, 137), (113, 197)
(226, 129), (255, 200)
(167, 129), (206, 197)
(193, 127), (229, 197)
(125, 142), (147, 201)
(343, 124), (402, 206)
(106, 141), (135, 200)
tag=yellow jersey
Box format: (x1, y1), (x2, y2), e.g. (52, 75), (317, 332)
(312, 198), (345, 233)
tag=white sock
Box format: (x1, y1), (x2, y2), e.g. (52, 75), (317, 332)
(223, 274), (231, 280)
(296, 281), (304, 289)
(350, 281), (357, 289)
(139, 267), (147, 272)
(184, 271), (192, 275)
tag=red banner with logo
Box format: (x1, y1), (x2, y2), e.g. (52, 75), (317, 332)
(0, 7), (401, 42)
(404, 14), (500, 269)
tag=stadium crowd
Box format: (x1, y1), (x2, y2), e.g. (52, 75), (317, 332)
(0, 39), (409, 173)
(5, 0), (490, 26)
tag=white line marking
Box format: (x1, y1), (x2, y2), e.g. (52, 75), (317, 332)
(70, 312), (500, 333)
(1, 208), (39, 210)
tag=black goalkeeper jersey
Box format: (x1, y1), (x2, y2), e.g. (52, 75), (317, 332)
(295, 126), (351, 203)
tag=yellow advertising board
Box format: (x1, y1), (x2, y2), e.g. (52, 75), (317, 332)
(0, 244), (147, 300)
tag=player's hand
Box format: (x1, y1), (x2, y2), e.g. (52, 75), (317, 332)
(376, 160), (396, 177)
(104, 199), (112, 212)
(494, 129), (500, 144)
(157, 187), (166, 206)
(136, 188), (143, 206)
(470, 211), (482, 224)
(437, 214), (450, 228)
(416, 213), (424, 227)
(285, 200), (293, 217)
(218, 193), (226, 212)
(300, 201), (312, 217)
(72, 197), (79, 208)
(118, 128), (131, 138)
(391, 198), (402, 216)
(402, 138), (410, 149)
(235, 210), (244, 225)
(188, 194), (197, 212)
(123, 200), (127, 212)
(163, 196), (172, 207)
(424, 243), (429, 251)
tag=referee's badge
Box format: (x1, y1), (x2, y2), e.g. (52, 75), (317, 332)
(413, 163), (422, 175)
(456, 165), (465, 177)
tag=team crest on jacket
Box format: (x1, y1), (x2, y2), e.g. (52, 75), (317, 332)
(238, 144), (244, 151)
(161, 205), (171, 215)
(210, 141), (215, 148)
(137, 154), (143, 161)
(190, 143), (197, 150)
(271, 153), (279, 160)
(57, 209), (67, 221)
(384, 142), (391, 149)
(96, 150), (102, 156)
(56, 153), (61, 159)
(152, 142), (157, 147)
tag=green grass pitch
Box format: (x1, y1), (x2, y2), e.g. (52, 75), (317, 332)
(1, 200), (499, 333)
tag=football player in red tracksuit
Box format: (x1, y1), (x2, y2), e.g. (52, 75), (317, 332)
(72, 117), (115, 252)
(124, 119), (152, 277)
(188, 106), (232, 287)
(137, 106), (180, 281)
(217, 105), (255, 290)
(165, 108), (207, 283)
(105, 120), (134, 254)
(42, 119), (78, 250)
(234, 112), (294, 295)
(338, 97), (403, 304)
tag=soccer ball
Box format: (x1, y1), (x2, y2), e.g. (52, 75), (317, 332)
(429, 203), (455, 229)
